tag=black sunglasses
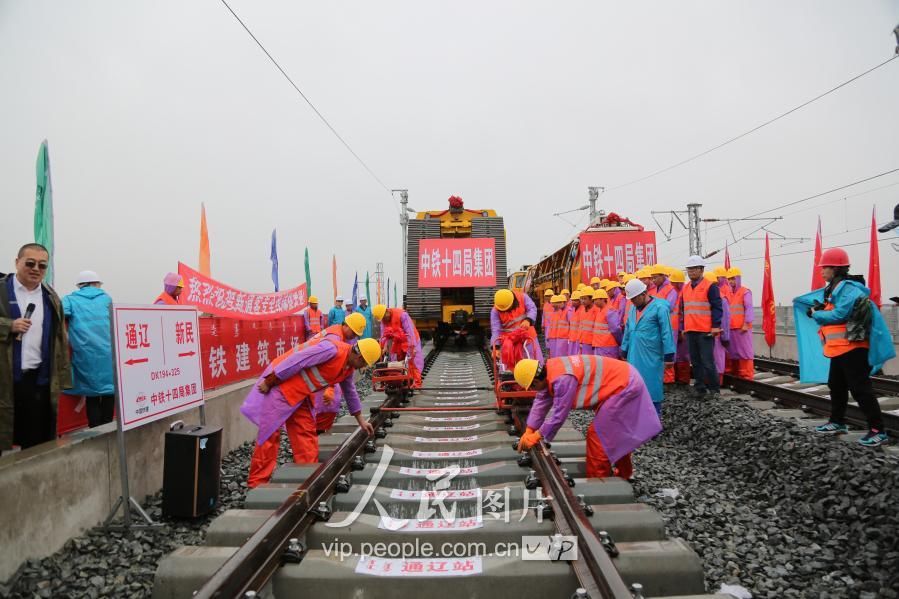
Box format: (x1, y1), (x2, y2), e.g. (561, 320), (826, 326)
(23, 260), (48, 270)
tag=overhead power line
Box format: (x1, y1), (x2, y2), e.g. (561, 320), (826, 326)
(608, 55), (899, 192)
(219, 0), (397, 210)
(661, 167), (899, 245)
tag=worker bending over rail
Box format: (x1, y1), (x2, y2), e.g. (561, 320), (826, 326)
(373, 303), (423, 388)
(514, 356), (661, 479)
(491, 289), (543, 368)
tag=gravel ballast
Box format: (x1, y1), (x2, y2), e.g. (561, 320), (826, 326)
(569, 388), (899, 598)
(1, 373), (372, 599)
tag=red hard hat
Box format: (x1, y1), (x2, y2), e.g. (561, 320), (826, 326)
(818, 247), (850, 267)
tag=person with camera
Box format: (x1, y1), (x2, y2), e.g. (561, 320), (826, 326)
(803, 248), (894, 447)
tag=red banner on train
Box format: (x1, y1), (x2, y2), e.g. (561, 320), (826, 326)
(578, 231), (658, 282)
(178, 262), (307, 320)
(418, 238), (497, 288)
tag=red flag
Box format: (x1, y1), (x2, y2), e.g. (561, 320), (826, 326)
(724, 242), (731, 270)
(868, 207), (881, 307)
(761, 232), (776, 347)
(811, 216), (824, 290)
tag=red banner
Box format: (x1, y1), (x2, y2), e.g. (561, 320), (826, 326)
(578, 231), (658, 282)
(199, 315), (306, 390)
(418, 238), (497, 288)
(178, 262), (307, 320)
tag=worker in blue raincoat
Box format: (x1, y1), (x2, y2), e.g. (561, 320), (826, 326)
(793, 247), (895, 447)
(356, 297), (374, 339)
(62, 271), (114, 427)
(620, 278), (675, 416)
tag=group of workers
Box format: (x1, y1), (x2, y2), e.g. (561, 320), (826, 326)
(229, 243), (894, 488)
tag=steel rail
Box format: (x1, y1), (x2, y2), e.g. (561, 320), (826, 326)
(724, 374), (899, 436)
(192, 393), (401, 598)
(512, 409), (634, 599)
(753, 357), (899, 396)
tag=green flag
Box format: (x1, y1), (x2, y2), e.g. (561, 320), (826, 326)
(34, 140), (54, 285)
(365, 271), (371, 304)
(304, 247), (312, 296)
(393, 281), (397, 308)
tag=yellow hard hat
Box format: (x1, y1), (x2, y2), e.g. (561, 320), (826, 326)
(593, 289), (609, 299)
(309, 295), (319, 304)
(617, 271), (627, 277)
(513, 359), (540, 390)
(571, 290), (582, 300)
(494, 289), (515, 311)
(636, 268), (649, 279)
(344, 312), (366, 336)
(550, 295), (564, 303)
(355, 338), (382, 366)
(727, 267), (742, 277)
(623, 274), (636, 283)
(560, 288), (570, 296)
(649, 264), (668, 276)
(713, 266), (728, 277)
(176, 278), (184, 288)
(580, 288), (595, 299)
(669, 270), (686, 283)
(704, 272), (717, 282)
(590, 277), (602, 285)
(544, 288), (554, 296)
(372, 304), (387, 321)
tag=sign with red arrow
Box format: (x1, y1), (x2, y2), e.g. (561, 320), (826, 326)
(112, 304), (204, 431)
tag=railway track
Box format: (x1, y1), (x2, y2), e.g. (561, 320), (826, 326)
(723, 357), (899, 437)
(153, 347), (719, 598)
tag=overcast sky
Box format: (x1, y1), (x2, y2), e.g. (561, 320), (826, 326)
(2, 1), (898, 306)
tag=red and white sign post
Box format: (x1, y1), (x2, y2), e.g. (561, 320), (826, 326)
(105, 304), (205, 529)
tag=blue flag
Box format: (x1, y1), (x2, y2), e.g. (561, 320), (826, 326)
(270, 229), (279, 292)
(351, 272), (359, 306)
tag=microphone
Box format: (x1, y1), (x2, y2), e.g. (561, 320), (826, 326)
(16, 303), (36, 341)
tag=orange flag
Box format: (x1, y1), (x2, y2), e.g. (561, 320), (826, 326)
(761, 232), (776, 347)
(332, 254), (338, 303)
(811, 216), (824, 290)
(868, 207), (881, 308)
(199, 203), (211, 276)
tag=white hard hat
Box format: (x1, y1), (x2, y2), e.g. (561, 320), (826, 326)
(76, 270), (101, 285)
(624, 278), (648, 300)
(685, 255), (705, 268)
(336, 295), (345, 302)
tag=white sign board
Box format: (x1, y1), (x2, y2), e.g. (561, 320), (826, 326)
(112, 304), (204, 431)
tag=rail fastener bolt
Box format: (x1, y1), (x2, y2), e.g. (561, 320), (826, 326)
(351, 455), (366, 471)
(312, 501), (332, 522)
(282, 537), (306, 565)
(525, 470), (540, 490)
(577, 494), (594, 516)
(364, 440), (377, 454)
(375, 426), (388, 439)
(630, 582), (645, 599)
(599, 531), (619, 558)
(335, 474), (351, 493)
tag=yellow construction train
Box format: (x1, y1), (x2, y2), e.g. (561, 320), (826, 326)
(405, 196), (507, 348)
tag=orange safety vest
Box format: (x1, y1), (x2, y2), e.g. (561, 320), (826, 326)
(556, 309), (570, 338)
(545, 355), (631, 410)
(729, 287), (749, 330)
(579, 305), (597, 344)
(568, 306), (584, 343)
(682, 278), (713, 333)
(651, 283), (674, 302)
(273, 335), (353, 406)
(818, 300), (869, 358)
(592, 306), (618, 348)
(154, 292), (179, 305)
(385, 308), (421, 342)
(498, 291), (537, 341)
(546, 309), (563, 340)
(306, 308), (324, 335)
(671, 287), (683, 332)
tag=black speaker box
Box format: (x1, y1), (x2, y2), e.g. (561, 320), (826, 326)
(162, 422), (222, 518)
